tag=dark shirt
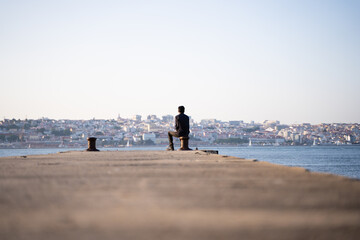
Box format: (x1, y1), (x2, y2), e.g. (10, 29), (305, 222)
(175, 113), (190, 137)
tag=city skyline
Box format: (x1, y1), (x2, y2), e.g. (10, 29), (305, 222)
(1, 113), (359, 126)
(1, 0), (359, 124)
(1, 115), (359, 149)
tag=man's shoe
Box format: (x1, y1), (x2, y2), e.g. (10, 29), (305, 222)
(166, 145), (174, 151)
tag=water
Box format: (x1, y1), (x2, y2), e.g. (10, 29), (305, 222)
(215, 145), (360, 180)
(1, 146), (359, 180)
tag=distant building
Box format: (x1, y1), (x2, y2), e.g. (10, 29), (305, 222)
(345, 135), (355, 143)
(147, 123), (162, 132)
(275, 125), (289, 131)
(147, 115), (158, 121)
(133, 135), (142, 143)
(229, 121), (243, 126)
(264, 120), (280, 128)
(143, 133), (156, 142)
(133, 115), (142, 122)
(162, 115), (173, 123)
(200, 119), (217, 125)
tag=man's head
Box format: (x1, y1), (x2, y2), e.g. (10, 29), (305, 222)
(178, 106), (185, 113)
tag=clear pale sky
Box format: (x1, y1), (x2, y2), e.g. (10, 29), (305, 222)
(1, 0), (359, 124)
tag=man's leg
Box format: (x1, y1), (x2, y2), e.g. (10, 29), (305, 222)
(167, 131), (179, 150)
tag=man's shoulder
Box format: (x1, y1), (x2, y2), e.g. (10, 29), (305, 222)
(178, 113), (189, 120)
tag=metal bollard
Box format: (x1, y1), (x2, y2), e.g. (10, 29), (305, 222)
(87, 137), (99, 151)
(179, 136), (191, 151)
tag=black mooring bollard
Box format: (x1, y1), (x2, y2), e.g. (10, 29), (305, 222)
(179, 136), (191, 151)
(87, 137), (99, 151)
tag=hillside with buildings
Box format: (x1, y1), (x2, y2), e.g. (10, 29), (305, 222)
(0, 116), (359, 149)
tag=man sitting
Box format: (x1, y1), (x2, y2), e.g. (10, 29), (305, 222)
(167, 106), (189, 151)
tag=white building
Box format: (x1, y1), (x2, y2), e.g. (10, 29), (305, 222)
(143, 133), (156, 142)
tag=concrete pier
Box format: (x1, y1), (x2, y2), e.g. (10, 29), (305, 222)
(1, 151), (360, 240)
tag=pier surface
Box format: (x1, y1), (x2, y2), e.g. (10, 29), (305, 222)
(1, 150), (360, 240)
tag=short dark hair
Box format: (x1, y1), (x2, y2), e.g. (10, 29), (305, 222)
(178, 106), (185, 113)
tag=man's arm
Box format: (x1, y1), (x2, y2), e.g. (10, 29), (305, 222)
(175, 115), (179, 131)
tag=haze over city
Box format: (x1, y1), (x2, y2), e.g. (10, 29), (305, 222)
(1, 0), (359, 124)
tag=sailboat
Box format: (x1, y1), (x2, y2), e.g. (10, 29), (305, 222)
(312, 139), (316, 146)
(126, 140), (130, 147)
(249, 139), (252, 147)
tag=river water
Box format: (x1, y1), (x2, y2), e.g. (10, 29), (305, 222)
(1, 145), (359, 180)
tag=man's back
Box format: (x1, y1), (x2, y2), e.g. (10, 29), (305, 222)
(175, 113), (189, 137)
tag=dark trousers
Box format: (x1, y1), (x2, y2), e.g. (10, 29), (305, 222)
(168, 131), (179, 146)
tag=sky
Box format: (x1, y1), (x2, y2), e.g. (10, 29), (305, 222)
(0, 0), (359, 124)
